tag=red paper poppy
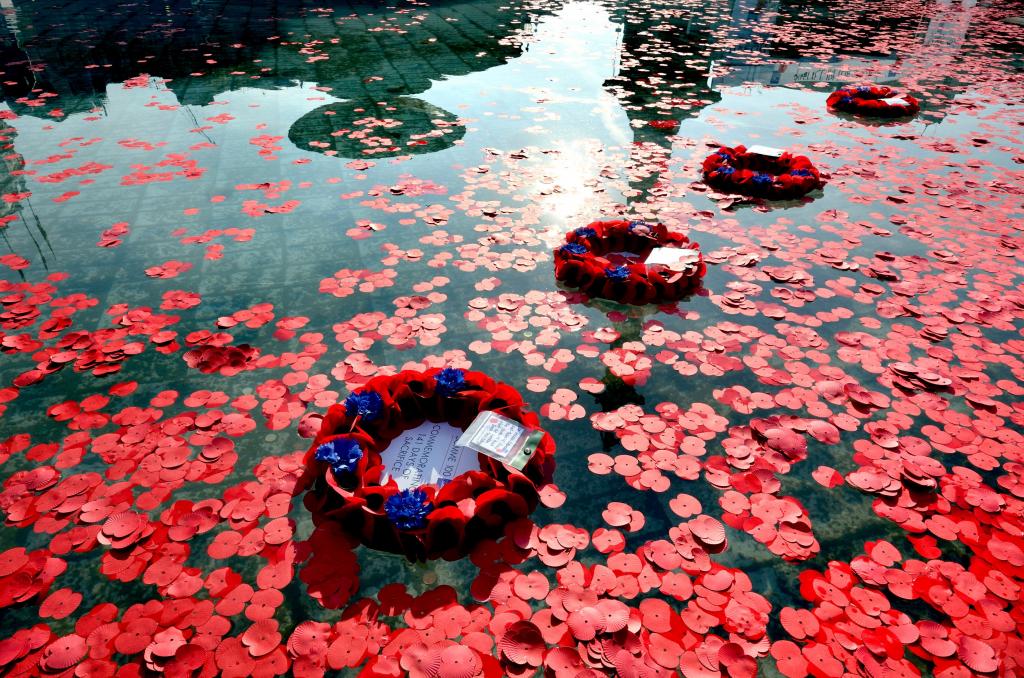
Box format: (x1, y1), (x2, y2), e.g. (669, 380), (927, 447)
(552, 220), (705, 305)
(701, 145), (824, 200)
(826, 85), (920, 118)
(302, 368), (555, 561)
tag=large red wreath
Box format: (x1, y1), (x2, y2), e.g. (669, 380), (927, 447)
(552, 219), (705, 305)
(701, 145), (824, 200)
(826, 85), (920, 118)
(303, 368), (554, 561)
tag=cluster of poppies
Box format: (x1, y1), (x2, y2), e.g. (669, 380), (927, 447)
(826, 85), (921, 118)
(701, 145), (824, 200)
(552, 220), (706, 305)
(303, 368), (555, 561)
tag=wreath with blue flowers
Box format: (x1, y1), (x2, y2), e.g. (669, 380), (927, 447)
(303, 368), (555, 561)
(552, 219), (705, 305)
(701, 145), (824, 200)
(827, 85), (920, 118)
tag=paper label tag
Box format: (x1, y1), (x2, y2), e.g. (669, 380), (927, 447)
(380, 422), (480, 490)
(456, 411), (541, 471)
(881, 97), (907, 105)
(644, 247), (701, 267)
(746, 144), (784, 157)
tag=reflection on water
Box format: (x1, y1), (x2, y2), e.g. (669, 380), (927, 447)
(289, 98), (466, 159)
(0, 0), (1023, 674)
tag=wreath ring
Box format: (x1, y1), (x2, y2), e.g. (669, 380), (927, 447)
(701, 144), (824, 200)
(552, 219), (705, 306)
(827, 85), (920, 118)
(303, 368), (554, 561)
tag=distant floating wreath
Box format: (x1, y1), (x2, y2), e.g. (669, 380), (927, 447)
(553, 219), (705, 305)
(303, 368), (554, 561)
(701, 145), (824, 200)
(827, 85), (920, 118)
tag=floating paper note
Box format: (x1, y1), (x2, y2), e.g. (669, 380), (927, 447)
(746, 144), (785, 157)
(645, 247), (701, 267)
(457, 411), (543, 471)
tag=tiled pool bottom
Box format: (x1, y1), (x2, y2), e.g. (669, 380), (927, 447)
(1, 0), (1023, 675)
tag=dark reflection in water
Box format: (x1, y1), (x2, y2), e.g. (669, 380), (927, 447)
(289, 98), (465, 159)
(0, 0), (536, 115)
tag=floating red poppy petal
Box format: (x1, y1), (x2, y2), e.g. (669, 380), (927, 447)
(40, 634), (86, 671)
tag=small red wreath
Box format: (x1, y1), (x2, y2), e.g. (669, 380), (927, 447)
(826, 85), (920, 118)
(701, 145), (824, 200)
(552, 219), (705, 305)
(303, 368), (554, 561)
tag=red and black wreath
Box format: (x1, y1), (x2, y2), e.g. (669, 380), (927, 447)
(701, 145), (824, 200)
(303, 368), (554, 561)
(826, 85), (920, 118)
(552, 219), (705, 305)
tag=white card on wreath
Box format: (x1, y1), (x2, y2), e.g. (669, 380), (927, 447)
(881, 97), (907, 105)
(380, 421), (480, 490)
(746, 145), (785, 158)
(457, 411), (527, 462)
(645, 247), (700, 267)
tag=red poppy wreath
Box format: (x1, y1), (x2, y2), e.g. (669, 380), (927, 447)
(826, 85), (920, 118)
(701, 145), (824, 200)
(303, 368), (555, 561)
(552, 219), (705, 305)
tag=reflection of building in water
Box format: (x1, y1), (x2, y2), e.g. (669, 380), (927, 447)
(601, 2), (725, 201)
(0, 0), (538, 118)
(710, 56), (902, 88)
(0, 116), (25, 229)
(706, 0), (978, 122)
(902, 0), (976, 80)
(0, 117), (51, 268)
(920, 0), (976, 49)
(0, 0), (19, 38)
(710, 0), (910, 87)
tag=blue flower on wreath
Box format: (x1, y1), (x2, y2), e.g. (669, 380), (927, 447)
(574, 227), (598, 239)
(752, 173), (774, 186)
(857, 85), (871, 93)
(315, 438), (363, 476)
(560, 242), (589, 256)
(628, 220), (648, 232)
(840, 96), (855, 105)
(344, 390), (384, 421)
(790, 169), (812, 178)
(716, 151), (733, 160)
(385, 488), (433, 530)
(605, 265), (630, 281)
(716, 165), (735, 176)
(434, 367), (467, 397)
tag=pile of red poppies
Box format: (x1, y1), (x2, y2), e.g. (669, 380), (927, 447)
(826, 85), (921, 118)
(701, 145), (824, 200)
(303, 368), (555, 561)
(552, 220), (705, 305)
